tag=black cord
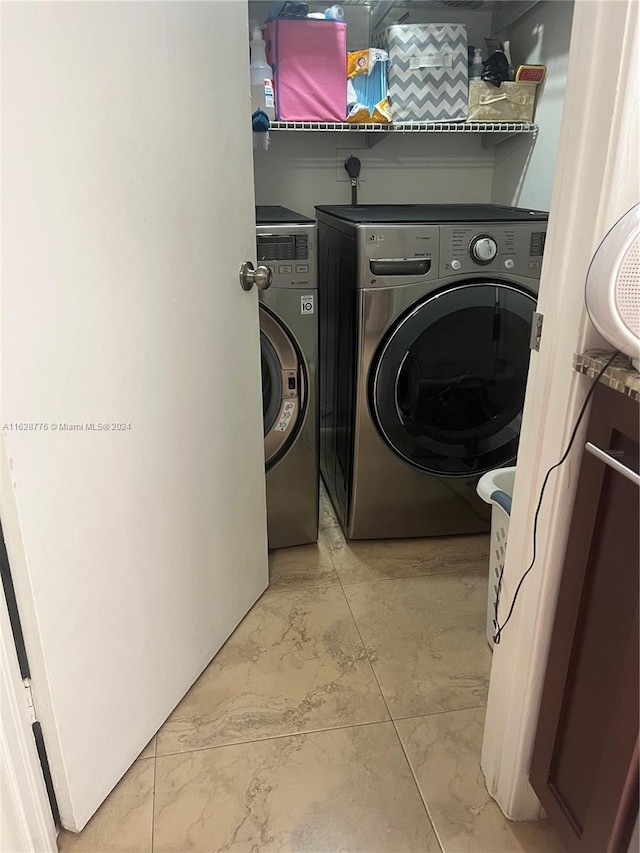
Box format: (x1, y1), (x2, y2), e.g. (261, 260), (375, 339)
(493, 350), (619, 645)
(344, 156), (361, 206)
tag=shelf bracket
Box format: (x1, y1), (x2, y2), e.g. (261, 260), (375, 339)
(371, 1), (395, 34)
(492, 1), (541, 35)
(482, 127), (538, 148)
(364, 132), (389, 149)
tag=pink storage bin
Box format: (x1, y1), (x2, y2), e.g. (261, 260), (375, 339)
(265, 19), (347, 122)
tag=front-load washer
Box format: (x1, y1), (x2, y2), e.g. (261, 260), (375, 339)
(256, 206), (319, 549)
(316, 204), (548, 540)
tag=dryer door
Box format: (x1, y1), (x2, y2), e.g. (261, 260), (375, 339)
(370, 282), (537, 476)
(260, 304), (306, 471)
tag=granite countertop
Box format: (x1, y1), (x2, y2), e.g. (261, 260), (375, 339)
(574, 349), (640, 402)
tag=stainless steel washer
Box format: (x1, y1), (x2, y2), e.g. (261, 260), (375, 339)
(316, 204), (548, 540)
(257, 206), (319, 549)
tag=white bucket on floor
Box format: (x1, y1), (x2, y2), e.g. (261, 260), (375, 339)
(476, 467), (516, 650)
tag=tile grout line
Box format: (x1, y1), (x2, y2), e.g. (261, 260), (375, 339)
(391, 717), (446, 853)
(320, 501), (390, 715)
(153, 701), (490, 762)
(152, 514), (401, 764)
(392, 702), (489, 724)
(321, 493), (451, 851)
(153, 512), (478, 765)
(265, 535), (341, 594)
(154, 717), (393, 760)
(332, 566), (390, 714)
(152, 701), (489, 761)
(150, 744), (157, 853)
(336, 564), (490, 588)
(332, 535), (446, 850)
(140, 496), (487, 851)
(262, 576), (341, 595)
(319, 501), (489, 589)
(264, 559), (486, 596)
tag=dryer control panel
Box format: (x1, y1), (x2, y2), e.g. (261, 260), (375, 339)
(256, 223), (317, 290)
(439, 222), (547, 279)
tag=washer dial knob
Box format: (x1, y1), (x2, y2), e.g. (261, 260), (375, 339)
(470, 235), (498, 264)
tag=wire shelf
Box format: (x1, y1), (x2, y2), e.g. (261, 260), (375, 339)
(269, 121), (537, 134)
(340, 0), (502, 7)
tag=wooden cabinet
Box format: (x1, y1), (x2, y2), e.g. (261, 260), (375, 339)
(531, 382), (639, 853)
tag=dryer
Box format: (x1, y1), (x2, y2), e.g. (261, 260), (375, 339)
(256, 206), (319, 549)
(316, 204), (548, 540)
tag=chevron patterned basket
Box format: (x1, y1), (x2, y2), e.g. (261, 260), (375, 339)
(376, 24), (468, 123)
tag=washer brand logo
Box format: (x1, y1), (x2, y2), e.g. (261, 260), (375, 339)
(301, 295), (314, 314)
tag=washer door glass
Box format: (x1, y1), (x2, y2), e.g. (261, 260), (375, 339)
(370, 283), (537, 476)
(260, 304), (306, 472)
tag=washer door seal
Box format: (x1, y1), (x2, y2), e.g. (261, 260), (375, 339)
(260, 304), (307, 472)
(370, 282), (537, 476)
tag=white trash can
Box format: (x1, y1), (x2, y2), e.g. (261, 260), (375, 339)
(476, 466), (516, 650)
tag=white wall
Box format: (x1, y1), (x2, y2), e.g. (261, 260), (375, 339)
(249, 2), (494, 53)
(254, 132), (495, 217)
(491, 0), (575, 210)
(250, 1), (371, 50)
(379, 6), (495, 49)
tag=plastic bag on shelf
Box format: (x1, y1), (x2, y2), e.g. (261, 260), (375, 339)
(347, 49), (391, 123)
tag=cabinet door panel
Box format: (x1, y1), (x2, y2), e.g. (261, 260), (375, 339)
(531, 385), (639, 853)
(550, 430), (639, 827)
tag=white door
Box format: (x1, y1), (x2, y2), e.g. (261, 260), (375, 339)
(1, 0), (268, 832)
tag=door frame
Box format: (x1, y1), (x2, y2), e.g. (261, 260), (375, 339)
(0, 549), (57, 853)
(2, 0), (636, 836)
(481, 0), (639, 820)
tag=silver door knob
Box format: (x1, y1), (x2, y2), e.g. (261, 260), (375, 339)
(239, 261), (272, 291)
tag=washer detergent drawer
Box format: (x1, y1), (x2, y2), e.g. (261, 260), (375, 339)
(357, 224), (440, 288)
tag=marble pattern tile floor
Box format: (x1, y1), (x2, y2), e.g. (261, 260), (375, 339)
(58, 486), (564, 853)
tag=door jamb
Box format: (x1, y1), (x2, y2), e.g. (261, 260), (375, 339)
(481, 0), (640, 820)
(0, 572), (57, 852)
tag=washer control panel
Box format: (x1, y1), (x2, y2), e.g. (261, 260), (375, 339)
(440, 222), (547, 278)
(470, 234), (499, 264)
(256, 223), (317, 289)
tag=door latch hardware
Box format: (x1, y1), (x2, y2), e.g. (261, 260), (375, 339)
(239, 261), (272, 292)
(530, 312), (543, 351)
(23, 677), (37, 724)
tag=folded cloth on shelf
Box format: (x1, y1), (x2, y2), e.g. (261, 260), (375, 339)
(252, 109), (271, 150)
(252, 108), (271, 132)
(267, 1), (309, 20)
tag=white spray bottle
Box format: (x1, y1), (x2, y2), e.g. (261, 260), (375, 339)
(250, 27), (275, 120)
